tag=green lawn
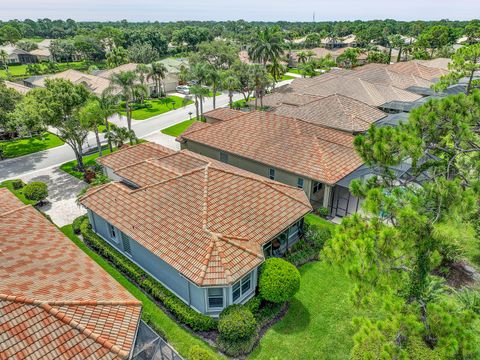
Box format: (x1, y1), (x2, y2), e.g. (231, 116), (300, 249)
(281, 74), (294, 81)
(161, 118), (198, 137)
(304, 213), (336, 230)
(0, 180), (37, 205)
(0, 132), (64, 159)
(60, 148), (113, 180)
(287, 68), (302, 75)
(60, 225), (222, 359)
(249, 261), (369, 360)
(0, 61), (104, 78)
(21, 37), (44, 43)
(121, 96), (192, 120)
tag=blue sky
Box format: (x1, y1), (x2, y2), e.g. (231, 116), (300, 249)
(3, 0), (480, 22)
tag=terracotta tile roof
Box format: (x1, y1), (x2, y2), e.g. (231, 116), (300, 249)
(180, 111), (363, 185)
(97, 142), (176, 171)
(273, 94), (386, 133)
(302, 75), (422, 106)
(175, 121), (211, 142)
(81, 146), (311, 286)
(203, 108), (244, 122)
(0, 189), (141, 360)
(95, 63), (140, 80)
(4, 80), (30, 94)
(387, 61), (449, 80)
(29, 69), (112, 96)
(414, 58), (451, 71)
(350, 64), (434, 89)
(256, 92), (322, 108)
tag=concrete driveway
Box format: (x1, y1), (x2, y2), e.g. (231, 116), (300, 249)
(20, 167), (87, 227)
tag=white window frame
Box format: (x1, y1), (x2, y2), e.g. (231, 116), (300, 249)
(232, 272), (253, 303)
(108, 224), (118, 243)
(121, 233), (133, 257)
(297, 177), (304, 189)
(207, 287), (224, 310)
(269, 168), (275, 180)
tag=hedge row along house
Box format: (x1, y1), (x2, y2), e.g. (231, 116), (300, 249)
(179, 59), (456, 219)
(80, 143), (311, 316)
(0, 189), (142, 359)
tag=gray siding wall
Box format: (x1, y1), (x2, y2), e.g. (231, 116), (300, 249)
(183, 141), (315, 198)
(88, 210), (206, 313)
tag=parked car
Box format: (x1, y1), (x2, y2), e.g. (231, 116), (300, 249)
(176, 85), (190, 94)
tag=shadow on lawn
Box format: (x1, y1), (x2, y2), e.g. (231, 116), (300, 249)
(4, 138), (51, 158)
(272, 298), (311, 334)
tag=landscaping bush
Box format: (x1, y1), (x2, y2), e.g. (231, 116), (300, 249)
(72, 214), (88, 234)
(285, 223), (332, 266)
(259, 258), (300, 303)
(217, 335), (256, 357)
(188, 345), (217, 360)
(11, 179), (25, 190)
(317, 206), (329, 217)
(79, 218), (217, 331)
(218, 305), (257, 341)
(22, 181), (48, 203)
(245, 295), (262, 314)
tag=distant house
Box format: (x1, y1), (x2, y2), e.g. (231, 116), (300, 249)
(81, 143), (311, 316)
(0, 44), (36, 64)
(94, 59), (187, 95)
(24, 69), (112, 96)
(0, 189), (142, 359)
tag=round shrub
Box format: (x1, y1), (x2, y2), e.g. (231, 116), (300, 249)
(259, 258), (300, 303)
(218, 304), (257, 341)
(23, 181), (48, 203)
(187, 345), (217, 360)
(11, 179), (25, 190)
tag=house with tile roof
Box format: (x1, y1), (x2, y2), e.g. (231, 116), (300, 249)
(203, 108), (245, 124)
(177, 110), (366, 216)
(0, 189), (142, 359)
(80, 143), (311, 316)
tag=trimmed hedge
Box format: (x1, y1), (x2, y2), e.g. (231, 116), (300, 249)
(78, 218), (217, 331)
(188, 345), (218, 360)
(23, 181), (48, 202)
(72, 214), (88, 234)
(218, 305), (257, 341)
(259, 258), (300, 303)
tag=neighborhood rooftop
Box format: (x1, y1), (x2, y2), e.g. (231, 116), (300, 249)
(81, 145), (311, 287)
(178, 110), (363, 185)
(0, 189), (142, 360)
(272, 93), (387, 133)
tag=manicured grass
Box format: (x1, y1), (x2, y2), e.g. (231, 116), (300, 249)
(60, 225), (222, 359)
(249, 261), (370, 360)
(304, 213), (336, 230)
(0, 61), (105, 78)
(287, 68), (302, 75)
(280, 74), (294, 81)
(0, 132), (64, 159)
(0, 179), (37, 205)
(21, 37), (44, 43)
(59, 148), (113, 179)
(121, 96), (192, 120)
(161, 118), (198, 137)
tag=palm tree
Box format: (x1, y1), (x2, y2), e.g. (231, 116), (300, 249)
(106, 124), (138, 147)
(248, 27), (284, 67)
(221, 74), (240, 109)
(267, 59), (286, 88)
(0, 50), (10, 77)
(250, 65), (272, 109)
(148, 62), (167, 97)
(109, 70), (138, 131)
(297, 51), (308, 64)
(106, 46), (128, 68)
(206, 66), (221, 109)
(97, 90), (119, 152)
